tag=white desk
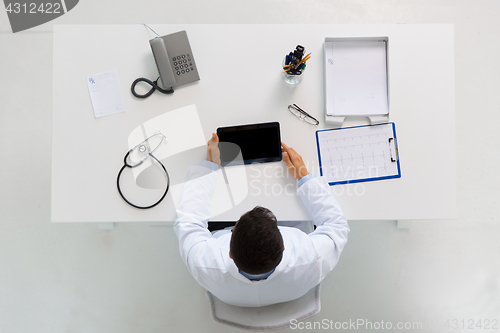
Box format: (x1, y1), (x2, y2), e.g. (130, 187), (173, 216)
(52, 24), (456, 223)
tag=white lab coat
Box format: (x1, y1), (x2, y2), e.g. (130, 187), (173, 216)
(174, 165), (349, 307)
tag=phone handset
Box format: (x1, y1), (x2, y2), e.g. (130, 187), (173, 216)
(150, 37), (176, 90)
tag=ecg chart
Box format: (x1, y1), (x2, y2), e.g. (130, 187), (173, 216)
(316, 123), (400, 185)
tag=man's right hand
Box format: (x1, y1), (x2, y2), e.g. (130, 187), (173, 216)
(281, 142), (309, 180)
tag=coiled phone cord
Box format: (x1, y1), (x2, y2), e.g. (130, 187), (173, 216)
(131, 76), (174, 98)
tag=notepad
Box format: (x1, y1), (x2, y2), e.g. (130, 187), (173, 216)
(324, 38), (389, 117)
(316, 123), (400, 185)
(86, 69), (126, 118)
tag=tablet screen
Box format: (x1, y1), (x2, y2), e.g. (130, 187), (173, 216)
(217, 122), (282, 166)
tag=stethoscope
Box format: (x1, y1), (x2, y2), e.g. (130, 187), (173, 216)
(116, 132), (170, 209)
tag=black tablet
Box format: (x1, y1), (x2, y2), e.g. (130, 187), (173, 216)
(217, 122), (282, 166)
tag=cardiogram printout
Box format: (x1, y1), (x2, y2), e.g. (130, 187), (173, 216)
(316, 123), (400, 185)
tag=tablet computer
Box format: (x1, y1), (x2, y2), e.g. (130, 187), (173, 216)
(217, 122), (282, 166)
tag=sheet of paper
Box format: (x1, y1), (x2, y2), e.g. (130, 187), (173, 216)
(86, 69), (126, 118)
(317, 123), (399, 184)
(325, 40), (388, 116)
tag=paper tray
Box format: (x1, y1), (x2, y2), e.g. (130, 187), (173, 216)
(324, 36), (390, 126)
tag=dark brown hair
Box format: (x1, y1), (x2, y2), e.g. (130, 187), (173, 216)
(230, 206), (284, 274)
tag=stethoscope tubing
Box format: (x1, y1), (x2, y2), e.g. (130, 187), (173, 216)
(116, 150), (170, 209)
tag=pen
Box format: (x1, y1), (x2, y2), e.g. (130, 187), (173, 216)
(297, 53), (311, 66)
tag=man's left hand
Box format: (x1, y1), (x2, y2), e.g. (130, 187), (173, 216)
(207, 133), (221, 165)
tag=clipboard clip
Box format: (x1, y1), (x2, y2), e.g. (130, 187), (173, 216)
(388, 137), (398, 162)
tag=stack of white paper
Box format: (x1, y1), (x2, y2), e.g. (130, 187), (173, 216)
(325, 40), (388, 117)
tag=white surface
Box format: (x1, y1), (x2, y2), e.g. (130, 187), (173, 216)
(52, 24), (456, 222)
(317, 123), (399, 184)
(325, 40), (389, 116)
(2, 1), (500, 333)
(126, 105), (205, 181)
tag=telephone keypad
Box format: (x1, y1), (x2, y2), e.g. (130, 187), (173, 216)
(172, 53), (195, 76)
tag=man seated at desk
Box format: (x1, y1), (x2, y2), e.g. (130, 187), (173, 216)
(174, 134), (350, 307)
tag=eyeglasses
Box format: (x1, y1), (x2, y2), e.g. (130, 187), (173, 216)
(288, 104), (319, 126)
(127, 131), (167, 167)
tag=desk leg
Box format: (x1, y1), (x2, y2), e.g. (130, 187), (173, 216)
(396, 220), (412, 229)
(98, 223), (115, 230)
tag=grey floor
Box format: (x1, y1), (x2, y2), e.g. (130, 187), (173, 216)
(1, 1), (500, 332)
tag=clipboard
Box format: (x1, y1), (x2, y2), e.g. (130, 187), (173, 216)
(316, 122), (401, 186)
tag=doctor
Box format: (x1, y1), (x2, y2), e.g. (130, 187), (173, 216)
(174, 133), (350, 307)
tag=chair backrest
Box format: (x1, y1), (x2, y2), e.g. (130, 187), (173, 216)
(206, 284), (321, 331)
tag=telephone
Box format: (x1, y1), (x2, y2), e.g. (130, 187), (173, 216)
(131, 29), (200, 98)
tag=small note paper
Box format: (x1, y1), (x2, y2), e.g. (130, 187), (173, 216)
(86, 69), (126, 118)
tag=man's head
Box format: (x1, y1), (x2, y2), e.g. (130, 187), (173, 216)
(229, 206), (284, 275)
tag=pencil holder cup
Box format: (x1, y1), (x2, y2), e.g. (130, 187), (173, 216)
(282, 56), (306, 84)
